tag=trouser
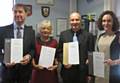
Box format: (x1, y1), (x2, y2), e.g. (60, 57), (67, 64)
(61, 65), (87, 83)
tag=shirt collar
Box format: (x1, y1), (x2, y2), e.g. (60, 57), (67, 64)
(14, 22), (24, 29)
(71, 28), (82, 35)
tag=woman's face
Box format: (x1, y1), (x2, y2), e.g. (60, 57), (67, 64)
(102, 14), (113, 32)
(40, 27), (52, 38)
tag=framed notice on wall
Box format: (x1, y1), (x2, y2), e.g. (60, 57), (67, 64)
(56, 18), (68, 36)
(24, 5), (32, 16)
(36, 0), (54, 5)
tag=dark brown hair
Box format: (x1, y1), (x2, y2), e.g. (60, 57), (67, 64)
(13, 3), (27, 13)
(97, 10), (119, 31)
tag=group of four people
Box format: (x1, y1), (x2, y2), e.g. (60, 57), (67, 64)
(0, 3), (120, 83)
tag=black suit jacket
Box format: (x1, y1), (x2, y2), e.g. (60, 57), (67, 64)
(0, 24), (35, 80)
(0, 27), (5, 61)
(57, 29), (94, 83)
(57, 29), (94, 64)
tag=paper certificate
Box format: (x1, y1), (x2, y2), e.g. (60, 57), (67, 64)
(11, 39), (23, 63)
(38, 46), (56, 68)
(63, 42), (79, 65)
(4, 39), (23, 63)
(93, 52), (104, 78)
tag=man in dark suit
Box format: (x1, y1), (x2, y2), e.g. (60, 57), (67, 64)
(0, 3), (35, 83)
(57, 12), (95, 83)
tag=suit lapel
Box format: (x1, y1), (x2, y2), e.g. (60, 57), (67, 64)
(23, 25), (31, 46)
(23, 25), (28, 45)
(77, 30), (84, 44)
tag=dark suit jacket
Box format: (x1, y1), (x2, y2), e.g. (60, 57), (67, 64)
(57, 29), (94, 64)
(0, 27), (5, 61)
(0, 24), (35, 80)
(57, 29), (94, 83)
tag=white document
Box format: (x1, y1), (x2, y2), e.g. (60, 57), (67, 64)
(4, 39), (23, 63)
(93, 52), (104, 78)
(68, 42), (79, 64)
(38, 46), (56, 68)
(11, 39), (23, 63)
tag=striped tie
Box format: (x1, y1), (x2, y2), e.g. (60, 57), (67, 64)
(17, 27), (21, 38)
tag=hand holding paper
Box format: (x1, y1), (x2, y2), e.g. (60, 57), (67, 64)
(93, 52), (105, 78)
(20, 54), (31, 65)
(38, 46), (56, 68)
(4, 39), (23, 64)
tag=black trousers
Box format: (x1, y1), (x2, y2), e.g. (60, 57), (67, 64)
(3, 64), (32, 83)
(3, 80), (29, 83)
(61, 65), (88, 83)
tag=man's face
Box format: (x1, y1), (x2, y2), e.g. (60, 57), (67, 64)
(13, 6), (27, 25)
(70, 13), (81, 32)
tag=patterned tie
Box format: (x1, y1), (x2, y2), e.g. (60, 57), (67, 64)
(73, 33), (77, 42)
(17, 27), (22, 38)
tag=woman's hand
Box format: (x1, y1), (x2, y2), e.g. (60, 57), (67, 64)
(104, 59), (114, 65)
(47, 65), (58, 71)
(35, 65), (45, 70)
(32, 59), (44, 70)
